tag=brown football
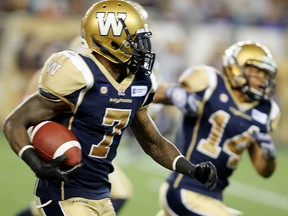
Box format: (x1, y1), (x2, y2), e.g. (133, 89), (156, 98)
(28, 121), (82, 167)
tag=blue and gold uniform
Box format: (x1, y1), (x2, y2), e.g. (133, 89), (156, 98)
(158, 65), (280, 216)
(35, 48), (156, 201)
(4, 1), (217, 216)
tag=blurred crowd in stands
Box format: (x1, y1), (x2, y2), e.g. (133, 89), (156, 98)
(0, 0), (288, 147)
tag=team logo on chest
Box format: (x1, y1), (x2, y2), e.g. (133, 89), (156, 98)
(118, 86), (126, 96)
(96, 12), (127, 36)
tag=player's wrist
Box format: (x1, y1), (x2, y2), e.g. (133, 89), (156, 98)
(18, 145), (34, 158)
(166, 86), (199, 116)
(166, 86), (186, 108)
(21, 147), (42, 174)
(173, 156), (196, 178)
(261, 143), (277, 161)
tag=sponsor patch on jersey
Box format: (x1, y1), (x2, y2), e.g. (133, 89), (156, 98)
(99, 85), (109, 96)
(252, 109), (267, 124)
(131, 86), (147, 97)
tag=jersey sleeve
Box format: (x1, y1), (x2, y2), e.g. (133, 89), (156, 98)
(269, 100), (281, 131)
(39, 50), (90, 102)
(178, 65), (214, 93)
(139, 72), (158, 109)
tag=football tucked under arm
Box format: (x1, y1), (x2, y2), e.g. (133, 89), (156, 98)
(26, 121), (82, 167)
(17, 121), (82, 182)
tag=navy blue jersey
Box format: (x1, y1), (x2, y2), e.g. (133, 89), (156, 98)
(36, 49), (155, 200)
(166, 65), (280, 200)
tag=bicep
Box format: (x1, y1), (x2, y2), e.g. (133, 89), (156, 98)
(10, 93), (69, 127)
(3, 93), (70, 154)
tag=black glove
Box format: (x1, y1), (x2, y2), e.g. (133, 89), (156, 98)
(21, 148), (82, 183)
(175, 157), (218, 191)
(191, 161), (218, 191)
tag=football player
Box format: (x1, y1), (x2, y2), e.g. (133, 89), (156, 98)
(154, 41), (280, 216)
(3, 1), (217, 216)
(15, 39), (133, 216)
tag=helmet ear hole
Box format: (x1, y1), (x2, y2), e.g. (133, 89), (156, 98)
(111, 41), (120, 50)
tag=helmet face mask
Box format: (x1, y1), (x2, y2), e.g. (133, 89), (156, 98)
(222, 41), (277, 101)
(118, 20), (155, 74)
(242, 64), (276, 101)
(81, 0), (155, 75)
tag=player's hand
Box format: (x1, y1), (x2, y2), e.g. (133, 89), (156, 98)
(62, 161), (83, 178)
(192, 161), (218, 191)
(35, 154), (69, 182)
(251, 131), (277, 160)
(35, 155), (83, 182)
(21, 148), (81, 182)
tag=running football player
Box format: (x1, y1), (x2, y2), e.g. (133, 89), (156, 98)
(15, 36), (134, 216)
(154, 41), (280, 216)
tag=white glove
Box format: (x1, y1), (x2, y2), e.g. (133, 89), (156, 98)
(252, 131), (277, 161)
(166, 86), (199, 116)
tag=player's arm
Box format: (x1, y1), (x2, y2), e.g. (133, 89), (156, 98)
(3, 93), (69, 154)
(248, 128), (278, 178)
(248, 102), (280, 178)
(3, 51), (86, 182)
(248, 138), (276, 178)
(5, 50), (84, 154)
(153, 82), (175, 105)
(2, 94), (78, 182)
(154, 83), (199, 116)
(130, 108), (218, 191)
(154, 66), (211, 116)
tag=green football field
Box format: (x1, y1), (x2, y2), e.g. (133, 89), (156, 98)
(0, 132), (287, 216)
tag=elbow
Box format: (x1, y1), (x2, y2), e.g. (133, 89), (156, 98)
(2, 114), (20, 138)
(2, 116), (15, 140)
(2, 116), (11, 136)
(260, 171), (274, 178)
(257, 161), (276, 178)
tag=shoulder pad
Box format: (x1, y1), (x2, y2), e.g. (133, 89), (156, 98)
(39, 50), (94, 98)
(179, 65), (218, 93)
(270, 100), (281, 131)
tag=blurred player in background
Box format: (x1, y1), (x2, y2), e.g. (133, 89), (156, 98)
(3, 1), (217, 215)
(154, 41), (280, 216)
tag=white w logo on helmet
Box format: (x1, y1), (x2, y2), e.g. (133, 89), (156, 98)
(96, 12), (127, 36)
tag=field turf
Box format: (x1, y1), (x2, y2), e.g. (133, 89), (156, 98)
(0, 133), (287, 216)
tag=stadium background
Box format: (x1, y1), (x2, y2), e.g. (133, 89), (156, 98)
(0, 0), (287, 215)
